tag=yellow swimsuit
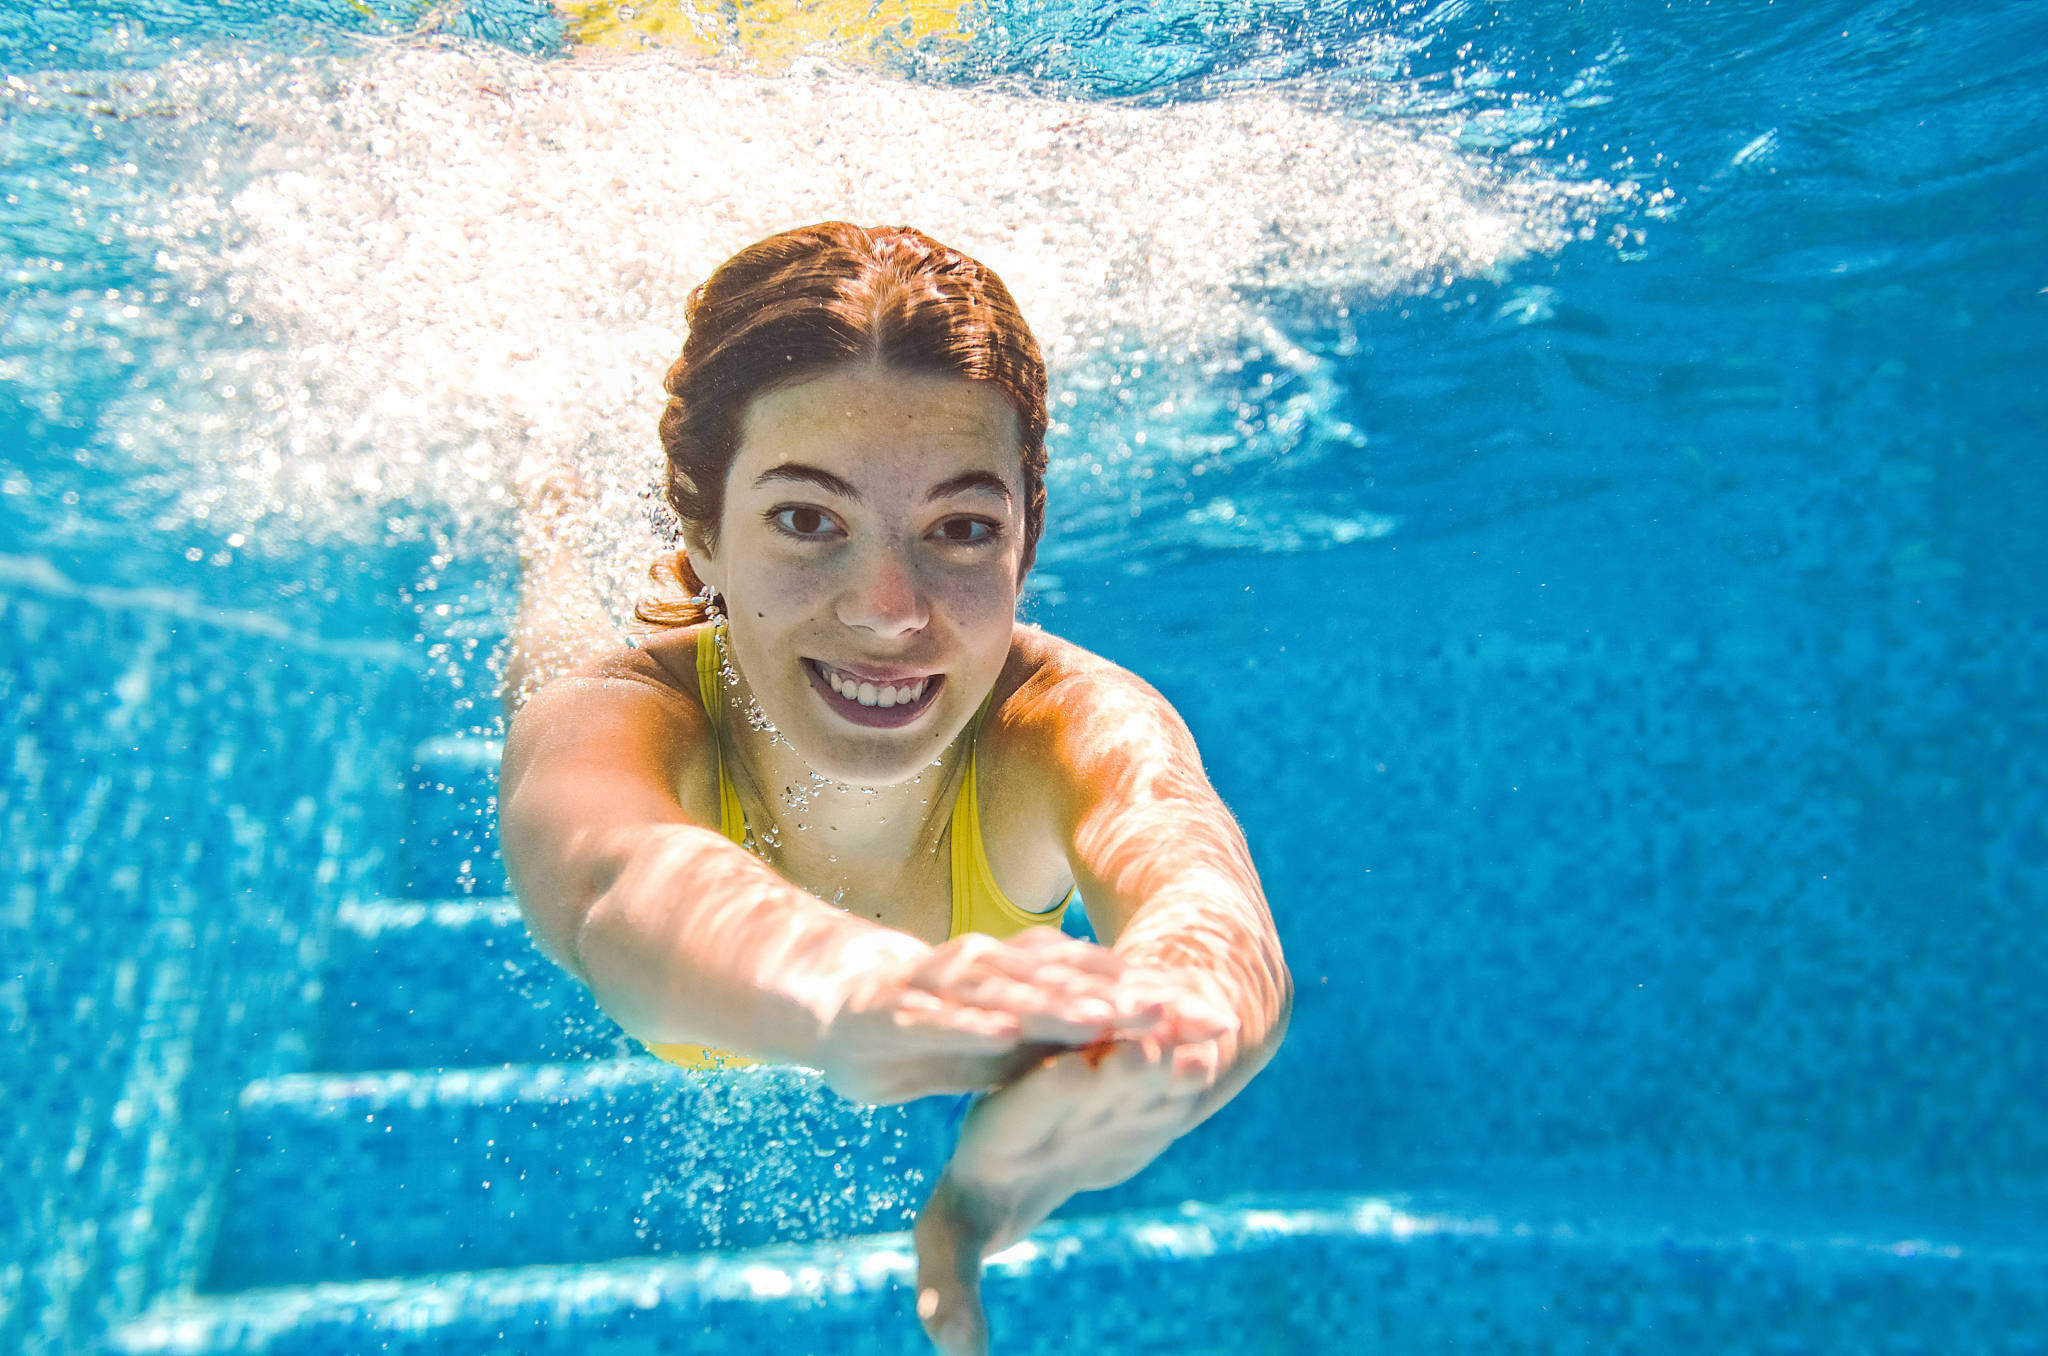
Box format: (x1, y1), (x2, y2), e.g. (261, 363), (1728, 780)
(560, 0), (968, 59)
(644, 625), (1072, 1069)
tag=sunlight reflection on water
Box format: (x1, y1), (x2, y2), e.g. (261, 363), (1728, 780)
(121, 40), (1611, 603)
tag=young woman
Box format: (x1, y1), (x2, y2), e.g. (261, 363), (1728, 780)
(499, 222), (1290, 1355)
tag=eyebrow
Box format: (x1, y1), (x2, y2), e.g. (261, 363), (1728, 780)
(753, 463), (1013, 506)
(925, 470), (1013, 505)
(754, 463), (862, 499)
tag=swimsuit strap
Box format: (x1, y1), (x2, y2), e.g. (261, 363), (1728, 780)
(949, 692), (1073, 938)
(695, 624), (748, 847)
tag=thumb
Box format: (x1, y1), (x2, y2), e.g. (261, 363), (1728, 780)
(914, 1180), (992, 1356)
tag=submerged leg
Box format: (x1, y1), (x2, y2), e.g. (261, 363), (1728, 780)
(502, 461), (622, 716)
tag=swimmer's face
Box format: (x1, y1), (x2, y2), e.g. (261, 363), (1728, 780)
(686, 366), (1027, 785)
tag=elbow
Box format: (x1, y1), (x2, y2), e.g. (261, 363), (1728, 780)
(508, 870), (666, 1044)
(509, 854), (623, 996)
(501, 842), (592, 986)
(566, 881), (619, 986)
(1260, 942), (1293, 1053)
(1265, 963), (1294, 1054)
(569, 885), (673, 1044)
(570, 877), (663, 1023)
(565, 827), (720, 1044)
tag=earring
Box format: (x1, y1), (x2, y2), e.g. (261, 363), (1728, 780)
(692, 582), (724, 624)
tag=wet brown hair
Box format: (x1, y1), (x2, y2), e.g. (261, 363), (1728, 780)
(636, 222), (1049, 628)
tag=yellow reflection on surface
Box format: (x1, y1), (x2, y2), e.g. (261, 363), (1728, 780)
(560, 0), (969, 61)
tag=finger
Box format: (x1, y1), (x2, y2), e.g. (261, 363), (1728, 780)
(1090, 1036), (1186, 1095)
(891, 989), (1036, 1039)
(924, 973), (1130, 1046)
(915, 1185), (992, 1356)
(1171, 1039), (1222, 1092)
(1105, 997), (1170, 1032)
(925, 963), (1140, 1035)
(1161, 997), (1235, 1044)
(1014, 974), (1165, 1032)
(906, 934), (1002, 991)
(885, 998), (1024, 1050)
(940, 931), (1124, 987)
(1003, 927), (1125, 971)
(1024, 1007), (1138, 1048)
(954, 974), (1083, 1014)
(1109, 1037), (1164, 1077)
(1039, 965), (1148, 1004)
(1109, 978), (1232, 1043)
(944, 957), (1125, 1008)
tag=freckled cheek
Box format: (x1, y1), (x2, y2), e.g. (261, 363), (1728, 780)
(738, 556), (839, 619)
(928, 569), (1019, 632)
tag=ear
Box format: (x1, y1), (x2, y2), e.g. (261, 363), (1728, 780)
(679, 527), (722, 596)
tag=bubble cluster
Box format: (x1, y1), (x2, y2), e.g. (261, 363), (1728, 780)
(711, 622), (782, 743)
(106, 37), (1611, 617)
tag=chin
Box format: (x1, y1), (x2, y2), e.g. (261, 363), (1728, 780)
(807, 748), (932, 788)
(800, 712), (967, 787)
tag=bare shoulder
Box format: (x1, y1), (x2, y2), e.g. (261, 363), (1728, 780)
(984, 625), (1204, 805)
(500, 626), (720, 828)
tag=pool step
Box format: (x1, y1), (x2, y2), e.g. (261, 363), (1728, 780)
(206, 732), (2032, 1350)
(202, 1061), (954, 1291)
(399, 735), (507, 898)
(121, 1192), (2048, 1355)
(312, 891), (1093, 1075)
(211, 1040), (1300, 1294)
(309, 899), (620, 1071)
(260, 895), (1264, 1295)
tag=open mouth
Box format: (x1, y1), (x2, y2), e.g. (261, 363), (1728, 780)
(803, 659), (944, 729)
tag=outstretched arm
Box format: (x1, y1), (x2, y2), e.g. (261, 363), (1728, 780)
(500, 664), (1159, 1104)
(914, 662), (1291, 1354)
(1054, 665), (1292, 1100)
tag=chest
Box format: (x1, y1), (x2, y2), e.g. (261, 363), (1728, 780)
(761, 826), (956, 947)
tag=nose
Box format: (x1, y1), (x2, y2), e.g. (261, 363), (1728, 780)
(835, 541), (930, 638)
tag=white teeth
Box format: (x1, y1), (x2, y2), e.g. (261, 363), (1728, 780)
(820, 665), (928, 709)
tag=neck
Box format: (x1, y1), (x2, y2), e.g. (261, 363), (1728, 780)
(712, 648), (975, 886)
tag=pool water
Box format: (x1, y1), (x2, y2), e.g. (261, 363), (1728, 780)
(3, 1), (2044, 1352)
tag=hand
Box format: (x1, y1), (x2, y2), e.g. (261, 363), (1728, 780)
(813, 928), (1167, 1105)
(912, 989), (1234, 1355)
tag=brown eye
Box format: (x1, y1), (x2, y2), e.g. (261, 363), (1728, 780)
(934, 517), (995, 545)
(771, 507), (834, 537)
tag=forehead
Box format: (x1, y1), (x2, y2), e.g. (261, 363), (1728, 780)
(732, 366), (1022, 491)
